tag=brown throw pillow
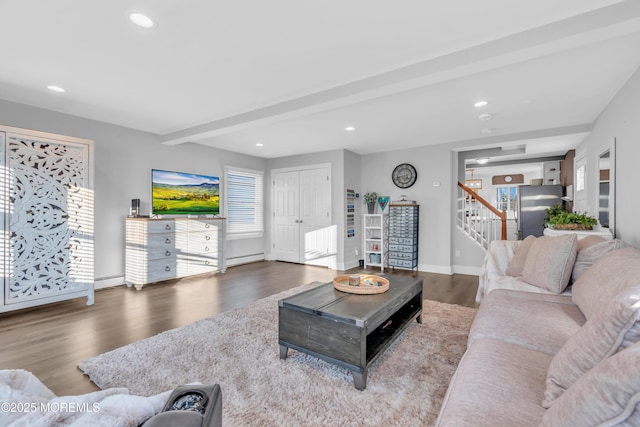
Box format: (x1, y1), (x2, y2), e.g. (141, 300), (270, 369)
(521, 234), (577, 294)
(505, 235), (536, 277)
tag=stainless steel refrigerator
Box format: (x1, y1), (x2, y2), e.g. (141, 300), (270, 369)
(516, 184), (563, 239)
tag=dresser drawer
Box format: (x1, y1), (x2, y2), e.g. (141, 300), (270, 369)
(188, 232), (218, 246)
(147, 233), (188, 249)
(187, 256), (219, 275)
(388, 259), (416, 268)
(388, 231), (418, 239)
(146, 220), (187, 234)
(389, 243), (417, 252)
(147, 246), (180, 261)
(146, 258), (189, 282)
(389, 251), (415, 260)
(188, 219), (223, 232)
(188, 239), (219, 255)
(389, 237), (414, 245)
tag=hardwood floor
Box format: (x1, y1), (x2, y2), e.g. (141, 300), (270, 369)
(0, 261), (478, 396)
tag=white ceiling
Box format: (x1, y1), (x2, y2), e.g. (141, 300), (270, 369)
(1, 1), (640, 160)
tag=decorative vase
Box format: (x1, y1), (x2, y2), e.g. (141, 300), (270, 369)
(367, 202), (376, 214)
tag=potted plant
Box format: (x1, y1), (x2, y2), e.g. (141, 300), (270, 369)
(544, 204), (597, 230)
(363, 192), (378, 214)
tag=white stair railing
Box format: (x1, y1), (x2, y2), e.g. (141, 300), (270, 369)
(457, 182), (507, 249)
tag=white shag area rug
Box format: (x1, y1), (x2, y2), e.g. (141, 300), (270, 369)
(79, 282), (477, 426)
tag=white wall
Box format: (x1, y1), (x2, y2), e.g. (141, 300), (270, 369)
(361, 144), (453, 273)
(343, 150), (361, 270)
(0, 99), (267, 286)
(577, 66), (640, 248)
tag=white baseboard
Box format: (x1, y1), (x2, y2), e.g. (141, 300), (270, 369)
(95, 276), (125, 290)
(338, 259), (360, 271)
(418, 264), (454, 275)
(452, 265), (481, 276)
(226, 254), (265, 267)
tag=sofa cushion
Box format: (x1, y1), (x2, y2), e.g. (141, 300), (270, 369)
(571, 238), (627, 283)
(505, 235), (536, 277)
(576, 235), (606, 251)
(521, 234), (577, 293)
(572, 247), (640, 319)
(436, 338), (550, 427)
(541, 341), (640, 427)
(542, 293), (640, 407)
(469, 290), (585, 355)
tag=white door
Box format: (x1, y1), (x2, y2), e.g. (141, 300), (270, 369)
(300, 168), (332, 266)
(273, 171), (300, 262)
(272, 166), (331, 265)
(574, 154), (587, 213)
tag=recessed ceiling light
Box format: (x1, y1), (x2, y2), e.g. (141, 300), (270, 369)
(474, 100), (488, 108)
(47, 85), (65, 93)
(481, 128), (495, 134)
(345, 126), (356, 132)
(129, 12), (155, 28)
(478, 113), (493, 121)
(255, 143), (263, 147)
(476, 158), (490, 164)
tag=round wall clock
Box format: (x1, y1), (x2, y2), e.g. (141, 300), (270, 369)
(392, 163), (417, 188)
(504, 175), (513, 183)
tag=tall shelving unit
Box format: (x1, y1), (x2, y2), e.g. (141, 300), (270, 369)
(363, 213), (388, 271)
(388, 204), (419, 271)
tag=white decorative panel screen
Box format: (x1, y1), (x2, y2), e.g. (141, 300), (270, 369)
(1, 127), (94, 312)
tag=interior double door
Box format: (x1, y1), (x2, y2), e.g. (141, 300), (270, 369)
(272, 166), (331, 266)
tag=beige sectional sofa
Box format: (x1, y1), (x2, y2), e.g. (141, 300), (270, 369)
(436, 236), (640, 426)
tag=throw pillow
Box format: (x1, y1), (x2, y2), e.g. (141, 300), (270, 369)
(571, 238), (627, 283)
(541, 341), (640, 426)
(576, 235), (605, 252)
(505, 235), (536, 277)
(542, 293), (640, 407)
(572, 247), (640, 320)
(521, 234), (577, 294)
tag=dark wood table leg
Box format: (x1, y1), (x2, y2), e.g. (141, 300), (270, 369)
(352, 369), (367, 391)
(416, 313), (422, 324)
(279, 345), (288, 360)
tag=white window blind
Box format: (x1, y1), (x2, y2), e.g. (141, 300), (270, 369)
(224, 166), (264, 239)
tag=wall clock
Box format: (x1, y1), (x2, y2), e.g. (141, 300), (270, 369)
(392, 163), (417, 188)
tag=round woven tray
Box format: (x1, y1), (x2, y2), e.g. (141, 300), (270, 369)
(333, 274), (389, 294)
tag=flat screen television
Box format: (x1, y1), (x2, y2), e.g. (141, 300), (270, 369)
(152, 169), (220, 215)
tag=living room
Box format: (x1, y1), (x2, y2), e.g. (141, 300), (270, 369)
(2, 2), (640, 425)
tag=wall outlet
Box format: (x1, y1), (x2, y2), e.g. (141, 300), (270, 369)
(455, 249), (461, 257)
(355, 249), (359, 256)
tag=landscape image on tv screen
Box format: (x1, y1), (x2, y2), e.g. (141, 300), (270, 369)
(152, 169), (220, 215)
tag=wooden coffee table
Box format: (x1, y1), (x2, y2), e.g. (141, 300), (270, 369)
(278, 275), (422, 390)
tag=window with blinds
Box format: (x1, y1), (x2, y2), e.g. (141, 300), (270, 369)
(224, 166), (264, 239)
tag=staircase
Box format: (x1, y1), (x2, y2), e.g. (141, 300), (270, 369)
(457, 182), (507, 249)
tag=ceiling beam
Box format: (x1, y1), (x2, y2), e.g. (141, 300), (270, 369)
(161, 1), (640, 146)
